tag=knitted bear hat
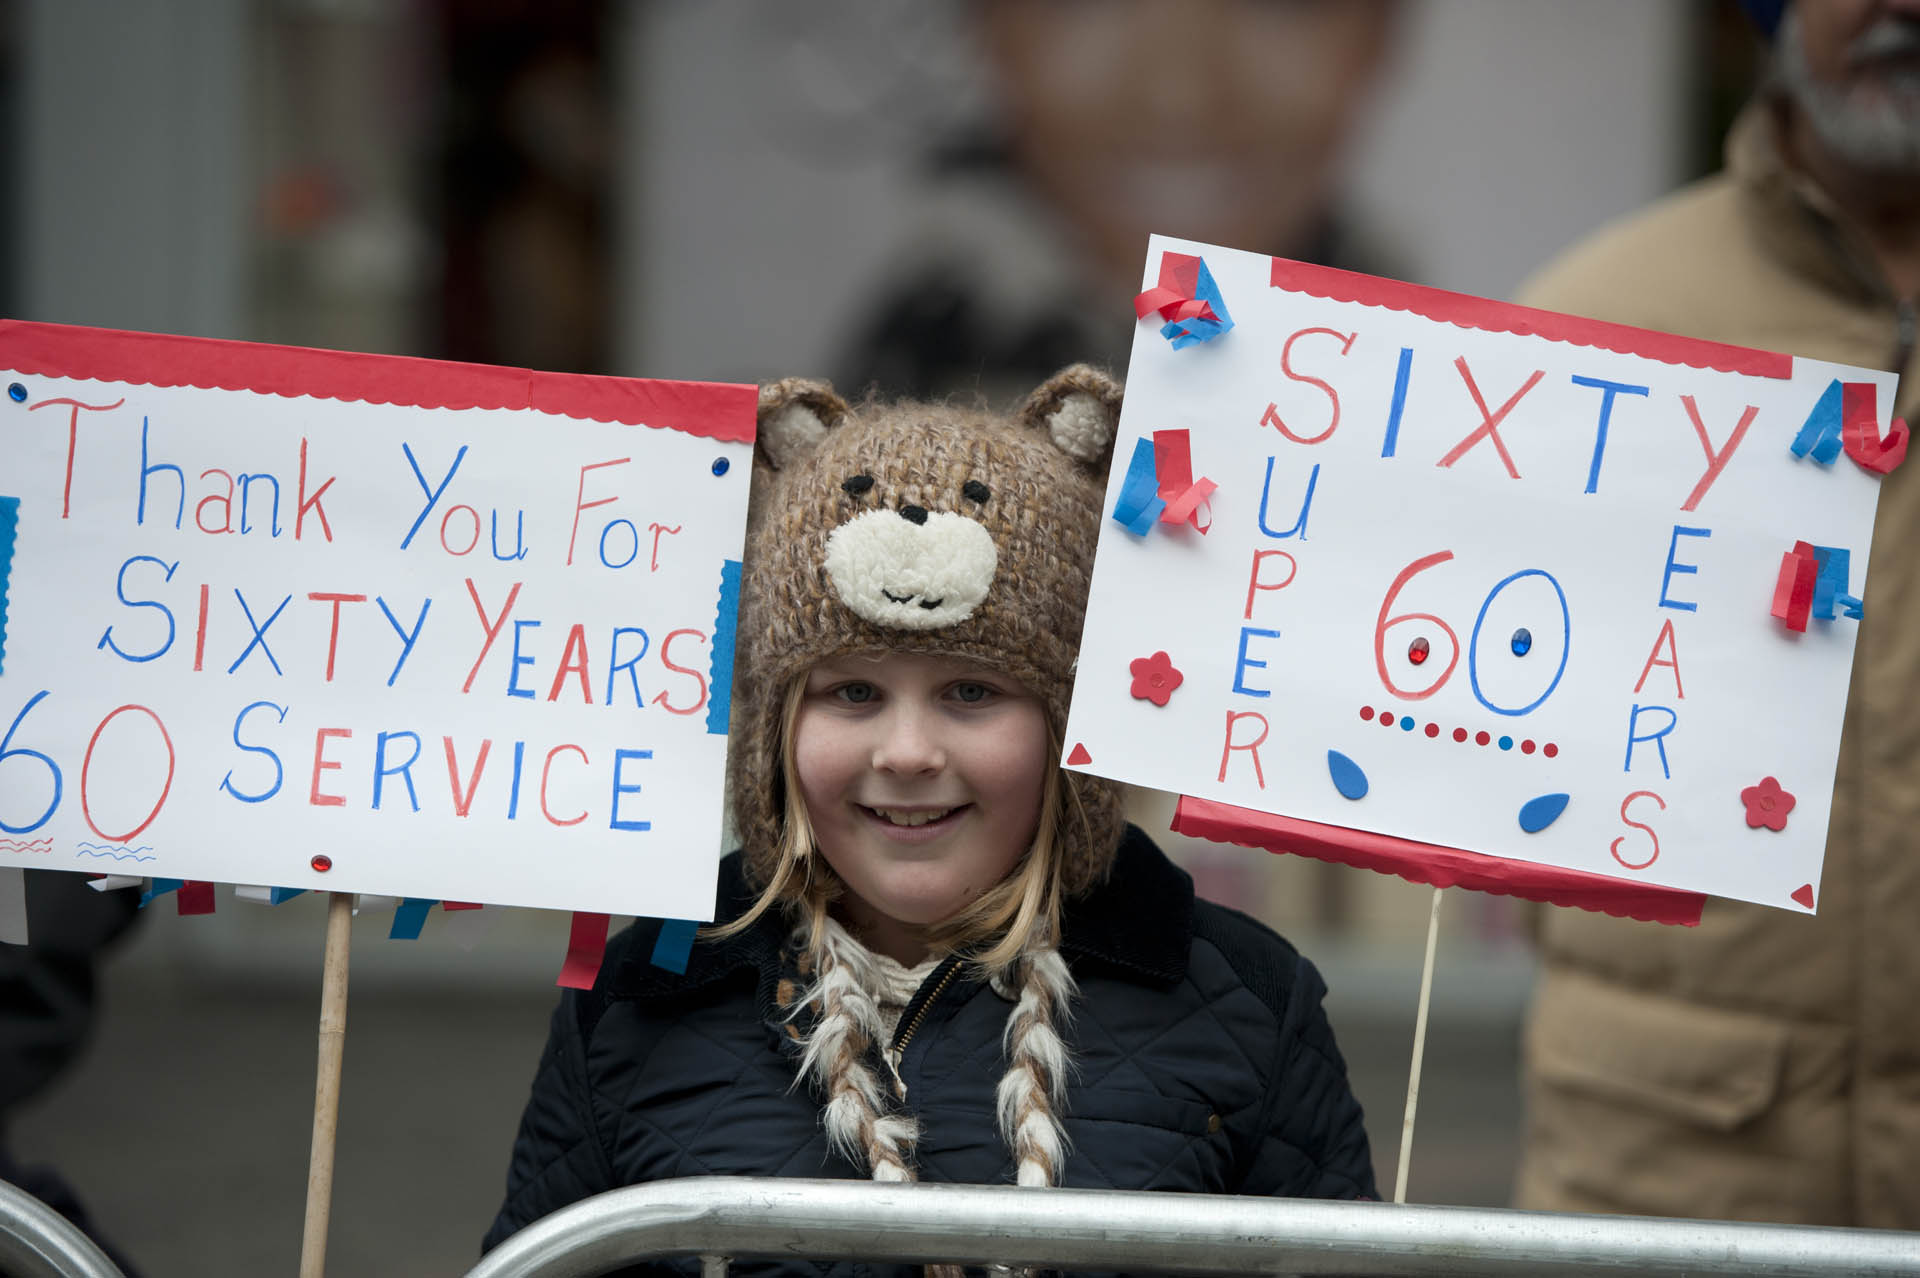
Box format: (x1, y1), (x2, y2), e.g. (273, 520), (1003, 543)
(728, 364), (1128, 900)
(731, 366), (1129, 1201)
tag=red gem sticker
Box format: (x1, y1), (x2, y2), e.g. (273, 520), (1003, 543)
(1066, 743), (1093, 767)
(1791, 883), (1815, 910)
(1407, 636), (1430, 666)
(1740, 776), (1795, 831)
(311, 854), (333, 872)
(1129, 651), (1185, 707)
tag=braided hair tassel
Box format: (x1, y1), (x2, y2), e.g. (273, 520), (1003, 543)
(797, 920), (922, 1182)
(995, 946), (1077, 1187)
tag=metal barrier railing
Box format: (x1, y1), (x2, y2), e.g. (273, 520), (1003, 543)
(464, 1176), (1920, 1278)
(0, 1180), (127, 1278)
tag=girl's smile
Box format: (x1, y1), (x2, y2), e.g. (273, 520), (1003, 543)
(794, 650), (1051, 962)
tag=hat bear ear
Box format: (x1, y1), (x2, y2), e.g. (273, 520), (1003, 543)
(1017, 364), (1122, 474)
(756, 377), (852, 472)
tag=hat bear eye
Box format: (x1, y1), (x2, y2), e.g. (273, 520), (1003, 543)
(841, 474), (875, 497)
(962, 480), (991, 504)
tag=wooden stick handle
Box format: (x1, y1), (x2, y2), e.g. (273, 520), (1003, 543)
(1393, 886), (1444, 1205)
(300, 892), (354, 1278)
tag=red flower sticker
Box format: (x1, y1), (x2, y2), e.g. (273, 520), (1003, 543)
(1129, 651), (1184, 707)
(1740, 776), (1795, 831)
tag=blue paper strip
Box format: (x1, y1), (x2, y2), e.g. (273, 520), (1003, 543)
(650, 918), (698, 974)
(1791, 380), (1845, 464)
(1160, 258), (1234, 349)
(269, 887), (306, 905)
(1813, 425), (1845, 464)
(139, 878), (183, 908)
(1111, 437), (1167, 535)
(0, 495), (18, 677)
(390, 897), (435, 940)
(1811, 546), (1841, 620)
(707, 559), (742, 736)
(1810, 545), (1860, 621)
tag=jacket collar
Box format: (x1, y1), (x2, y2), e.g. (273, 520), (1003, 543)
(1057, 825), (1193, 987)
(603, 825), (1195, 999)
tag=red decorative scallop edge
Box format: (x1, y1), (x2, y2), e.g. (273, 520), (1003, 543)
(1269, 257), (1794, 382)
(0, 319), (758, 443)
(1172, 794), (1706, 927)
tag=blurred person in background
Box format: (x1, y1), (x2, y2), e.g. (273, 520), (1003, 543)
(838, 0), (1403, 406)
(1514, 0), (1920, 1227)
(0, 874), (141, 1274)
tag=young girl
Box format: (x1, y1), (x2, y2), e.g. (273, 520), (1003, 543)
(484, 366), (1376, 1264)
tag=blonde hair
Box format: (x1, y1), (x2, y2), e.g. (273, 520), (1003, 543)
(716, 665), (1086, 1210)
(710, 667), (1082, 973)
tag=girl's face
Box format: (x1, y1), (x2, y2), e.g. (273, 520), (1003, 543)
(793, 651), (1051, 965)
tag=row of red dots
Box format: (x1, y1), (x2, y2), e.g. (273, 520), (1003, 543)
(1358, 705), (1559, 757)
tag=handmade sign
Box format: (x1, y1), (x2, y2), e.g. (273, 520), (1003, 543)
(1065, 236), (1900, 914)
(0, 321), (755, 920)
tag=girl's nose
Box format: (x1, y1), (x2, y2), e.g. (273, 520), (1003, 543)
(872, 705), (945, 775)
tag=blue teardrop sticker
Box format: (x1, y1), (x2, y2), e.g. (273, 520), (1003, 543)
(1327, 750), (1369, 800)
(1518, 793), (1570, 833)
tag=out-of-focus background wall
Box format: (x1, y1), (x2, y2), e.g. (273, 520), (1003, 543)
(4, 2), (1764, 1274)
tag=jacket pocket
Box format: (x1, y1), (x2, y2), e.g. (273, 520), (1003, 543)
(1519, 968), (1858, 1221)
(1527, 969), (1786, 1130)
(1063, 1088), (1229, 1191)
(1068, 1088), (1219, 1137)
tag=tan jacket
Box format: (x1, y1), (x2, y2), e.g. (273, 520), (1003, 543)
(1514, 101), (1920, 1228)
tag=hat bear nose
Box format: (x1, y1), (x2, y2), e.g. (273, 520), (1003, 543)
(899, 504), (929, 526)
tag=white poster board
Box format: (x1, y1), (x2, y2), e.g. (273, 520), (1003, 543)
(1065, 237), (1897, 914)
(0, 321), (755, 920)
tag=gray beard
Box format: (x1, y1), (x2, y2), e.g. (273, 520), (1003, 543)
(1775, 7), (1920, 177)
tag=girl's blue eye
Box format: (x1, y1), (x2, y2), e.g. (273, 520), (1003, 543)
(952, 682), (991, 704)
(838, 683), (876, 704)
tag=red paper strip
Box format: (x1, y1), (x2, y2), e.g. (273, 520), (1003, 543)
(1171, 795), (1705, 927)
(1153, 428), (1193, 496)
(1152, 428), (1216, 532)
(175, 881), (216, 915)
(1133, 254), (1218, 324)
(1840, 380), (1909, 474)
(1161, 253), (1199, 298)
(1134, 288), (1216, 323)
(1771, 541), (1820, 632)
(1161, 478), (1217, 530)
(1269, 257), (1793, 380)
(0, 318), (757, 443)
(441, 901), (484, 912)
(557, 911), (611, 990)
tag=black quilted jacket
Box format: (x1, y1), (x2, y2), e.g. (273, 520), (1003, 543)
(484, 828), (1377, 1272)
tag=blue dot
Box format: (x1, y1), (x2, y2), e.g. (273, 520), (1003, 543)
(1498, 735), (1514, 751)
(711, 457), (730, 476)
(1400, 716), (1416, 731)
(6, 383), (24, 403)
(1511, 627), (1532, 656)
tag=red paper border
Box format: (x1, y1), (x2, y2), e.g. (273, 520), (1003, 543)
(0, 319), (757, 443)
(1172, 795), (1705, 927)
(1269, 257), (1794, 382)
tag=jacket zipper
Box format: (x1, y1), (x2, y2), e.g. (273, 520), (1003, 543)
(883, 956), (962, 1102)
